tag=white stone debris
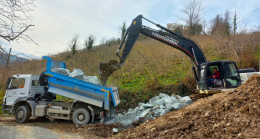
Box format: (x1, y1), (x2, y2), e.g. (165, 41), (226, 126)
(51, 68), (70, 76)
(52, 68), (101, 84)
(106, 93), (193, 127)
(112, 128), (118, 133)
(69, 68), (84, 80)
(83, 76), (101, 85)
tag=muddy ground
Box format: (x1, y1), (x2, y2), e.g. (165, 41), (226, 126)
(114, 74), (260, 138)
(0, 117), (80, 139)
(0, 116), (121, 139)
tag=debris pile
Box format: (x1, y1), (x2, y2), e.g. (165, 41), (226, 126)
(76, 124), (118, 138)
(106, 93), (193, 126)
(115, 74), (260, 138)
(51, 68), (101, 85)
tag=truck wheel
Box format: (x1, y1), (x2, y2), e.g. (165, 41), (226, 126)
(72, 108), (90, 125)
(15, 105), (31, 123)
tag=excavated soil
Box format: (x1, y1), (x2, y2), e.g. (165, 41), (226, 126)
(114, 74), (260, 138)
(99, 60), (120, 85)
(76, 123), (121, 138)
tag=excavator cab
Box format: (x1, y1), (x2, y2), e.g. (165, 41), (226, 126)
(198, 61), (241, 94)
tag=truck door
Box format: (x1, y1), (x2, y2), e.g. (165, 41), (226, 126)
(5, 77), (27, 105)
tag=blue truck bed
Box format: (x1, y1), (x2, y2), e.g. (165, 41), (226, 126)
(43, 56), (120, 110)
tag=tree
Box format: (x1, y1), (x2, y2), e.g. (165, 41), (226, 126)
(224, 10), (231, 35)
(84, 39), (88, 49)
(0, 0), (35, 84)
(173, 26), (183, 35)
(0, 0), (35, 52)
(211, 10), (231, 36)
(233, 10), (237, 36)
(182, 0), (203, 35)
(69, 34), (79, 55)
(120, 22), (127, 40)
(87, 35), (94, 50)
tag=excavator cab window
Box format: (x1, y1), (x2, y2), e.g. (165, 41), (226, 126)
(207, 64), (223, 88)
(223, 62), (240, 88)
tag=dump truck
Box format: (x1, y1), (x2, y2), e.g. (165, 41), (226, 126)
(2, 56), (120, 125)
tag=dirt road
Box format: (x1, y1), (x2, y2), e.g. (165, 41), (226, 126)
(0, 117), (83, 139)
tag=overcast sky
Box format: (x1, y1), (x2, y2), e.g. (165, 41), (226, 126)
(2, 0), (260, 59)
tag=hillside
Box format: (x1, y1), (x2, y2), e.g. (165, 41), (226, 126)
(0, 33), (259, 107)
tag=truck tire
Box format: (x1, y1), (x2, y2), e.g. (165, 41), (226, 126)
(15, 105), (31, 123)
(72, 108), (90, 125)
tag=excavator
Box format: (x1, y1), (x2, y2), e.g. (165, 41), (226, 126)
(99, 15), (244, 94)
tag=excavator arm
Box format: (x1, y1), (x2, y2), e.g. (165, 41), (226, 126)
(99, 15), (207, 85)
(117, 15), (207, 66)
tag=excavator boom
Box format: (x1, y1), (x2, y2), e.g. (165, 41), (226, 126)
(117, 15), (207, 66)
(99, 15), (207, 85)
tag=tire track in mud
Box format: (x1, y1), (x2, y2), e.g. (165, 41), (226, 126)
(0, 117), (82, 139)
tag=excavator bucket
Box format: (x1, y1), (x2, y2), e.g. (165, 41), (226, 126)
(98, 60), (120, 85)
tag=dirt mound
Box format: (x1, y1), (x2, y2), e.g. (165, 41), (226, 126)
(114, 74), (260, 138)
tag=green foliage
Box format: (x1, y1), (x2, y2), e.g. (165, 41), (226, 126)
(120, 22), (127, 40)
(55, 95), (73, 102)
(190, 24), (203, 35)
(0, 89), (4, 115)
(173, 26), (183, 35)
(87, 35), (95, 50)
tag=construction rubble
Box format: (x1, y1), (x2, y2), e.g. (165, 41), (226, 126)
(106, 93), (193, 126)
(51, 68), (101, 84)
(115, 74), (260, 138)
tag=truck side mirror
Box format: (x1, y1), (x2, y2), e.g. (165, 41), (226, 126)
(6, 77), (13, 89)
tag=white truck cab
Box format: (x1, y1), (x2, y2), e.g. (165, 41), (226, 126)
(3, 75), (45, 106)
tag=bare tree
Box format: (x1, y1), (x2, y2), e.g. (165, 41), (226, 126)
(182, 0), (203, 35)
(69, 34), (79, 55)
(0, 0), (35, 52)
(233, 10), (237, 36)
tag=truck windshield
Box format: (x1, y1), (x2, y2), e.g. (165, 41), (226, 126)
(9, 78), (25, 89)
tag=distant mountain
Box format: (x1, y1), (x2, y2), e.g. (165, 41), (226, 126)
(0, 52), (29, 66)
